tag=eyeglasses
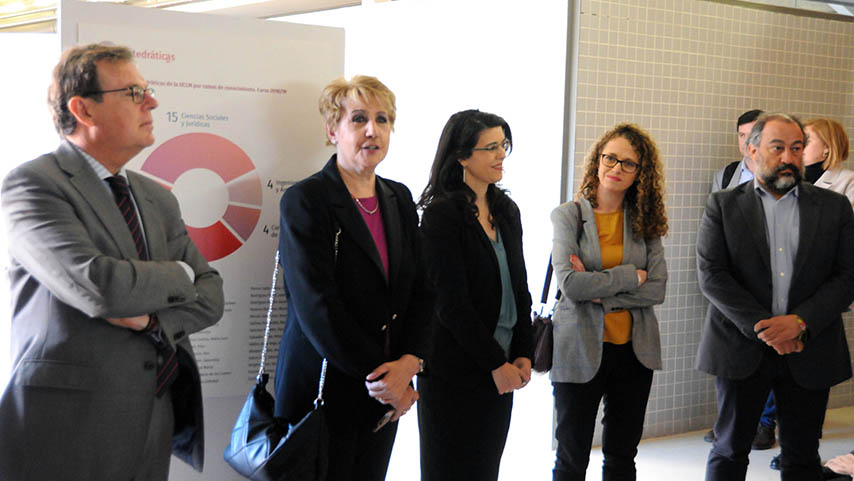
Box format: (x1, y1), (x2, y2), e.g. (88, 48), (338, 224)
(600, 153), (639, 173)
(472, 139), (512, 156)
(84, 85), (155, 104)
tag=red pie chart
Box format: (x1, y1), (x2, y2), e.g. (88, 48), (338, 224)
(141, 133), (263, 261)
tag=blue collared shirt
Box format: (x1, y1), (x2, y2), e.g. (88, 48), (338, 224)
(71, 143), (150, 252)
(754, 179), (800, 316)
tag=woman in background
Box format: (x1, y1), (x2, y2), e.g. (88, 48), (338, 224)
(274, 75), (431, 481)
(417, 109), (533, 481)
(550, 123), (668, 481)
(803, 118), (854, 208)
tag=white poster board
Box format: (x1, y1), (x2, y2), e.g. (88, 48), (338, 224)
(61, 2), (343, 478)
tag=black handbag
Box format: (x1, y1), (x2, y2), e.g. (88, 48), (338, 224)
(224, 249), (331, 481)
(532, 202), (583, 373)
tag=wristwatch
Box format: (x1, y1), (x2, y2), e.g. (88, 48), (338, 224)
(796, 315), (809, 344)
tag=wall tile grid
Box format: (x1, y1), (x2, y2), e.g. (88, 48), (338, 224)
(575, 0), (854, 439)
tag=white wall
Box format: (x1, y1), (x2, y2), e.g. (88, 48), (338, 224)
(284, 1), (569, 479)
(0, 33), (60, 388)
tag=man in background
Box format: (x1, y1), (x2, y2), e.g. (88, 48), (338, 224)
(0, 43), (224, 480)
(710, 109), (763, 192)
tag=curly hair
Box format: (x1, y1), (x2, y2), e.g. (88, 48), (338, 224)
(578, 122), (668, 240)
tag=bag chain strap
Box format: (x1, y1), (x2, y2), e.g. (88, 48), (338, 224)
(257, 227), (342, 408)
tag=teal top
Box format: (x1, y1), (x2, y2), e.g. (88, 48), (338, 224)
(490, 229), (517, 358)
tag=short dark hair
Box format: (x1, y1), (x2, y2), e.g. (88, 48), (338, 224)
(737, 109), (763, 130)
(48, 43), (133, 136)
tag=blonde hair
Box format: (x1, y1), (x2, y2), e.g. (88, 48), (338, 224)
(804, 118), (849, 170)
(318, 75), (396, 145)
(578, 122), (668, 239)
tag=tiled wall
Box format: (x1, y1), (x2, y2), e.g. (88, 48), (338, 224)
(573, 0), (854, 439)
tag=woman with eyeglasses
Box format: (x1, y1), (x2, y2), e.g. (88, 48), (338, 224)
(550, 123), (668, 481)
(416, 109), (533, 481)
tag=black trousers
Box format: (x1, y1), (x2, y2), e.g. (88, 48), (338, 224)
(417, 374), (513, 481)
(324, 394), (399, 481)
(706, 347), (829, 481)
(552, 342), (653, 481)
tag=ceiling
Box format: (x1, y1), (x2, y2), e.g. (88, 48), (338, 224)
(0, 0), (849, 33)
(0, 0), (361, 32)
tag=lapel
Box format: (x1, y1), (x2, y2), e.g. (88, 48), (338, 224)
(55, 141), (141, 261)
(127, 171), (166, 260)
(321, 156), (387, 283)
(621, 206), (640, 266)
(579, 199), (603, 271)
(815, 168), (840, 190)
(735, 182), (771, 273)
(376, 177), (401, 287)
(792, 183), (820, 284)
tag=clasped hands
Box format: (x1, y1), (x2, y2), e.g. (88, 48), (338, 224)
(365, 354), (420, 422)
(753, 314), (804, 355)
(492, 357), (532, 395)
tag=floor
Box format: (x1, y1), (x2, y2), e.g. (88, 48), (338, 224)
(591, 406), (854, 481)
(385, 392), (854, 480)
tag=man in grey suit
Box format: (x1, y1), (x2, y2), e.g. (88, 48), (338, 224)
(0, 43), (224, 480)
(696, 112), (854, 480)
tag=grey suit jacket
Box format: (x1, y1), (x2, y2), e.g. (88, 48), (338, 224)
(0, 141), (224, 480)
(711, 158), (750, 192)
(695, 181), (854, 389)
(549, 199), (667, 383)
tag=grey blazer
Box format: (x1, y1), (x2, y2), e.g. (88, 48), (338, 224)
(549, 199), (667, 383)
(0, 141), (224, 480)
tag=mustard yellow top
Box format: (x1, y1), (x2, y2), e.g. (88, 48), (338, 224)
(594, 210), (632, 345)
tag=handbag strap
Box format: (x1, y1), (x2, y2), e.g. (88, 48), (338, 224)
(257, 227), (342, 405)
(544, 201), (585, 302)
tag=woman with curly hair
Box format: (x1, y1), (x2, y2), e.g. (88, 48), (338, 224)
(549, 123), (668, 481)
(803, 117), (854, 208)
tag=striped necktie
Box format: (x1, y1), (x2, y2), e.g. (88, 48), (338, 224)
(106, 175), (178, 397)
(105, 175), (148, 260)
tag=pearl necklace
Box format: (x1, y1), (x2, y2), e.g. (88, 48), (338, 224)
(354, 196), (379, 215)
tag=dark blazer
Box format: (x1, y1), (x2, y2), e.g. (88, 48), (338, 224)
(0, 141), (224, 479)
(696, 180), (854, 389)
(274, 155), (431, 426)
(420, 194), (534, 392)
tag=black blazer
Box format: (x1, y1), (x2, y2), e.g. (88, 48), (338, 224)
(420, 195), (534, 392)
(696, 181), (854, 389)
(274, 156), (431, 425)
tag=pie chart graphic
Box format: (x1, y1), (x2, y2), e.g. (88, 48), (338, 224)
(141, 133), (263, 261)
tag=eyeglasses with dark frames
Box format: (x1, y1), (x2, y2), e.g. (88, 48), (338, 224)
(600, 153), (639, 173)
(472, 138), (512, 156)
(84, 85), (155, 105)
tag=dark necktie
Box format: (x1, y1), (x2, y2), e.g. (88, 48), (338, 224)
(106, 175), (178, 397)
(105, 175), (148, 260)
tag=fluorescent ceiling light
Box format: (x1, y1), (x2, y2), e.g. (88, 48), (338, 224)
(164, 0), (269, 13)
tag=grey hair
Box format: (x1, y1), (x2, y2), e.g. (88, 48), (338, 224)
(746, 112), (805, 149)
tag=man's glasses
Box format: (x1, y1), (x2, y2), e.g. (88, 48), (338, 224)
(84, 85), (155, 105)
(472, 139), (512, 156)
(600, 153), (639, 173)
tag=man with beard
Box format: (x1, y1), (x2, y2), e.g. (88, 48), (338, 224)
(696, 113), (854, 480)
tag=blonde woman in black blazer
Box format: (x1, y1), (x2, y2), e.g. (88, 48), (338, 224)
(417, 109), (533, 481)
(274, 76), (431, 481)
